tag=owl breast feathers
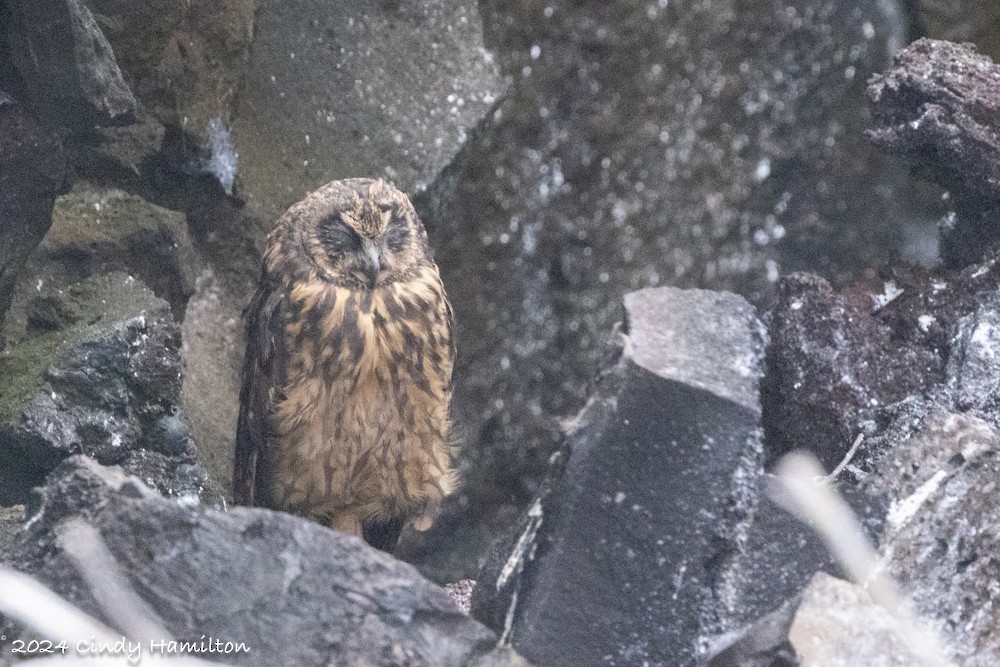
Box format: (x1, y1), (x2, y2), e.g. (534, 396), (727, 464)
(234, 178), (456, 552)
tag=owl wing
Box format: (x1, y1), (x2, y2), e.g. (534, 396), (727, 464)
(233, 279), (288, 506)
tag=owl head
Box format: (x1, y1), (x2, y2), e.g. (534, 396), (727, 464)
(280, 178), (433, 289)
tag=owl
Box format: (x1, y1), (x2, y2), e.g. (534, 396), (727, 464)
(234, 178), (456, 552)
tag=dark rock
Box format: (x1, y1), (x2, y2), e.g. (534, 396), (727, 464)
(233, 0), (505, 221)
(0, 92), (67, 345)
(762, 258), (1000, 469)
(1, 456), (527, 667)
(415, 0), (937, 575)
(473, 286), (766, 667)
(918, 1), (1000, 61)
(31, 183), (198, 317)
(867, 39), (1000, 268)
(4, 0), (137, 128)
(706, 598), (798, 667)
(761, 272), (943, 469)
(88, 0), (255, 145)
(65, 114), (166, 187)
(0, 273), (190, 506)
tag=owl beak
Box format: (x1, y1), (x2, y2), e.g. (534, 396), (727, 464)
(363, 244), (381, 288)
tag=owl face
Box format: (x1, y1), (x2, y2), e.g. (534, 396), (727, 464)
(306, 180), (427, 289)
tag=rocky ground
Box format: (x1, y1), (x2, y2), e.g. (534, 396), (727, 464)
(2, 0), (1000, 665)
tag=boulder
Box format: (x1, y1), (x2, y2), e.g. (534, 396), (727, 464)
(233, 0), (505, 221)
(761, 249), (1000, 467)
(0, 456), (528, 667)
(868, 39), (1000, 268)
(416, 0), (937, 571)
(34, 183), (198, 317)
(0, 92), (67, 345)
(472, 286), (767, 666)
(87, 0), (256, 146)
(0, 273), (216, 507)
(3, 0), (137, 128)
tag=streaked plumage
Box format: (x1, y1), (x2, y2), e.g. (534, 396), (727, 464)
(234, 178), (455, 551)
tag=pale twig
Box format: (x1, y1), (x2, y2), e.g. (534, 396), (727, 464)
(826, 433), (864, 480)
(772, 451), (953, 667)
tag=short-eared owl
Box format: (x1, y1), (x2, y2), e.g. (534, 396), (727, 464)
(234, 178), (455, 552)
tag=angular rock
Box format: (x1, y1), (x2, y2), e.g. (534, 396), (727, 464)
(787, 573), (926, 666)
(0, 273), (192, 506)
(417, 0), (934, 571)
(88, 0), (256, 145)
(868, 39), (1000, 268)
(762, 259), (1000, 469)
(65, 114), (166, 187)
(0, 93), (67, 345)
(761, 272), (943, 469)
(4, 0), (137, 128)
(473, 287), (766, 667)
(36, 183), (197, 316)
(233, 0), (505, 221)
(1, 456), (527, 667)
(706, 598), (798, 667)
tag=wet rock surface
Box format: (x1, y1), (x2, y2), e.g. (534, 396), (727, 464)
(234, 0), (505, 222)
(3, 0), (137, 128)
(35, 183), (198, 316)
(415, 0), (939, 573)
(0, 92), (67, 345)
(868, 39), (1000, 268)
(473, 286), (767, 667)
(0, 273), (214, 507)
(1, 456), (526, 667)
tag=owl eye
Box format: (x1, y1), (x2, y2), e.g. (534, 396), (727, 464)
(318, 218), (362, 255)
(383, 219), (410, 253)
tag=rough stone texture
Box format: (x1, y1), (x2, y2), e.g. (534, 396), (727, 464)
(416, 0), (936, 567)
(706, 598), (798, 667)
(472, 286), (767, 667)
(761, 272), (943, 469)
(0, 456), (526, 667)
(4, 0), (137, 128)
(0, 273), (201, 506)
(762, 256), (1000, 469)
(871, 413), (1000, 666)
(918, 1), (1000, 61)
(446, 579), (477, 615)
(179, 270), (244, 493)
(65, 114), (166, 188)
(33, 183), (198, 316)
(0, 505), (23, 553)
(233, 0), (505, 222)
(868, 39), (1000, 268)
(787, 573), (926, 666)
(88, 0), (256, 143)
(0, 92), (67, 346)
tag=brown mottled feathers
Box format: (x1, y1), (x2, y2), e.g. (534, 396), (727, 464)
(234, 178), (455, 552)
